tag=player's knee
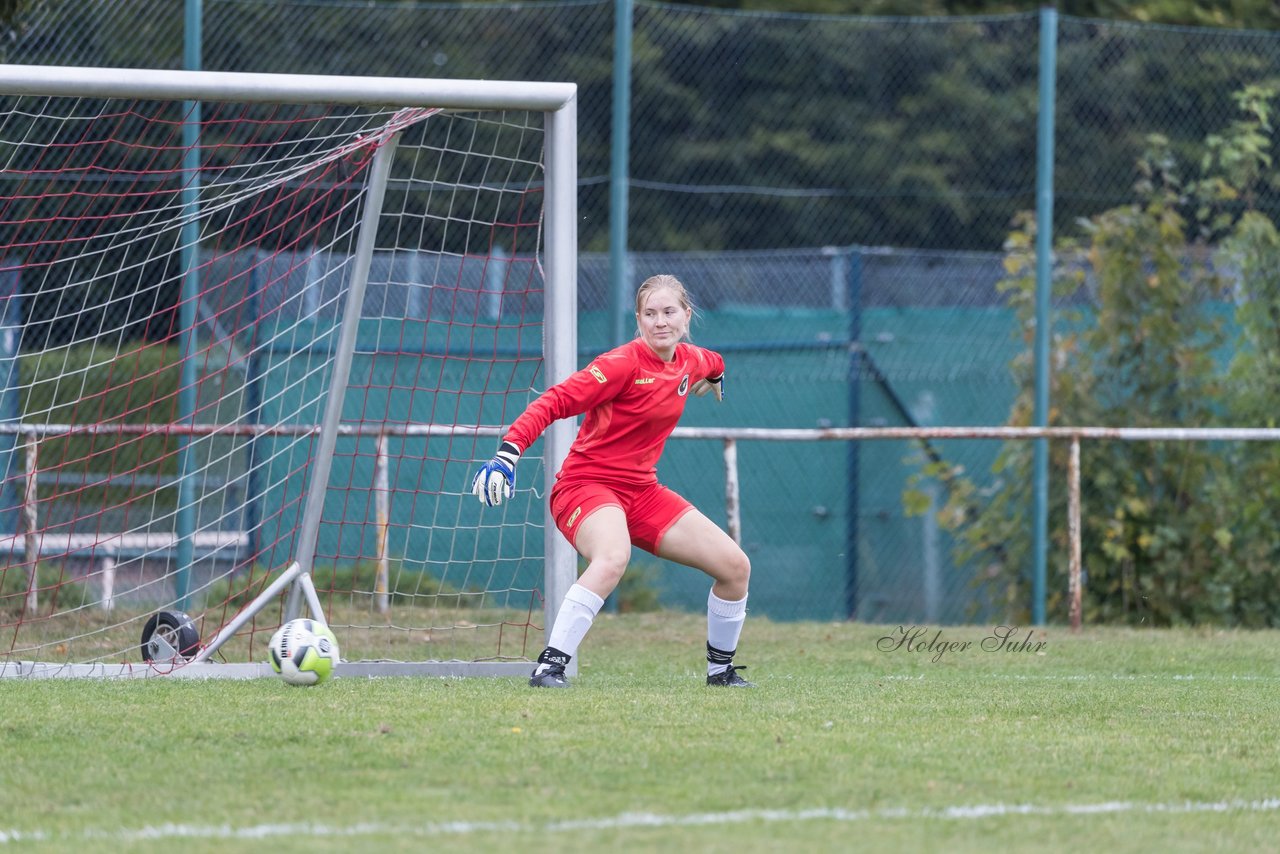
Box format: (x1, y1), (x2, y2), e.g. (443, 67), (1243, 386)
(726, 547), (751, 591)
(592, 545), (631, 586)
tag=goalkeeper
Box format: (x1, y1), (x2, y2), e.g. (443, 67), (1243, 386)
(471, 274), (752, 688)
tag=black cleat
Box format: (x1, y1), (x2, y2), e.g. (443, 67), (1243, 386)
(529, 662), (568, 688)
(706, 664), (754, 687)
(529, 647), (571, 687)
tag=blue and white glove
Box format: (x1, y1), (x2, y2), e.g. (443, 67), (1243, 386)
(471, 442), (521, 507)
(691, 374), (725, 402)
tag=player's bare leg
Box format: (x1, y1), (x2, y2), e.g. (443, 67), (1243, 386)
(573, 505), (633, 600)
(657, 508), (754, 686)
(530, 506), (630, 687)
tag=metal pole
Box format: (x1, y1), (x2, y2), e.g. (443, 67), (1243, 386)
(0, 65), (576, 111)
(193, 560), (304, 661)
(375, 430), (390, 615)
(0, 262), (20, 541)
(290, 135), (401, 591)
(845, 247), (862, 620)
(723, 438), (741, 544)
(174, 0), (203, 608)
(1032, 6), (1058, 626)
(608, 0), (634, 347)
(923, 482), (940, 623)
(543, 96), (580, 665)
(1068, 435), (1081, 632)
(22, 436), (37, 613)
(243, 268), (263, 569)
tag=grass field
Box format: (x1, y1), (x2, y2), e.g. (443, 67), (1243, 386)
(3, 613), (1279, 853)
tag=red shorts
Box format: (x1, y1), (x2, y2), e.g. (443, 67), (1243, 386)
(550, 478), (693, 554)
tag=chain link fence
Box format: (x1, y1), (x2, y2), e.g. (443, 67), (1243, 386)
(5, 2), (1280, 623)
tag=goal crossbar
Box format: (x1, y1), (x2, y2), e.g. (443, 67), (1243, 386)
(0, 64), (577, 111)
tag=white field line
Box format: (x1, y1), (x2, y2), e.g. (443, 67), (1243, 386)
(876, 673), (1280, 681)
(3, 798), (1279, 843)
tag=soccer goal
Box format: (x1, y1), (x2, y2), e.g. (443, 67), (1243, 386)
(0, 64), (579, 678)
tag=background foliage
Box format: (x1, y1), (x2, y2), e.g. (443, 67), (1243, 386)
(6, 1), (1280, 623)
(9, 2), (1280, 257)
(918, 86), (1280, 626)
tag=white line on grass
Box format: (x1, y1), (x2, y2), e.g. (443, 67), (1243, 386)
(879, 673), (1278, 681)
(4, 797), (1278, 843)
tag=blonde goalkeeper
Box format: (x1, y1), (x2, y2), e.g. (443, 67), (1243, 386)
(471, 274), (752, 688)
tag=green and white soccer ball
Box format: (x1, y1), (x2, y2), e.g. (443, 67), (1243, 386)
(268, 618), (340, 686)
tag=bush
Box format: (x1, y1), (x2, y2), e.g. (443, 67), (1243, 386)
(909, 85), (1280, 627)
(0, 561), (93, 616)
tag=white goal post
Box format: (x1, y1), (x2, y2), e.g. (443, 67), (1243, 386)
(0, 65), (578, 678)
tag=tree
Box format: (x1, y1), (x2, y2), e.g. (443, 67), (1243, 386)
(0, 0), (37, 52)
(663, 0), (1280, 30)
(912, 85), (1280, 626)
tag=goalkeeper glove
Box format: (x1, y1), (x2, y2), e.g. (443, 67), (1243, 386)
(691, 373), (725, 402)
(472, 441), (521, 507)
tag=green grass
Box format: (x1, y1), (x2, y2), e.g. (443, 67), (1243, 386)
(3, 615), (1280, 853)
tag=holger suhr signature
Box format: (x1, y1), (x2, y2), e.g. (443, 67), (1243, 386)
(877, 625), (1047, 663)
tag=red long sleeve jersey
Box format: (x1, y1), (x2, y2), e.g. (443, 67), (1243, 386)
(504, 338), (725, 487)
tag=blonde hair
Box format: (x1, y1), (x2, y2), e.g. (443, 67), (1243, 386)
(634, 274), (697, 339)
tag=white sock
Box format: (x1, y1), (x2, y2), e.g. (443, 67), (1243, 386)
(535, 583), (605, 674)
(706, 590), (747, 676)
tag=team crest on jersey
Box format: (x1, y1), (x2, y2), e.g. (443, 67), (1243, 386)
(589, 365), (607, 384)
(677, 375), (689, 397)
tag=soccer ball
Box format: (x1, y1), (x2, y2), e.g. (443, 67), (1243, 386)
(268, 618), (340, 686)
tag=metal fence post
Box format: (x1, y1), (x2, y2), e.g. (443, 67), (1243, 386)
(845, 246), (862, 620)
(1032, 6), (1059, 626)
(608, 0), (634, 347)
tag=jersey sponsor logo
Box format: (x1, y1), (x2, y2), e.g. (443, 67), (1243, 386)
(589, 365), (607, 384)
(567, 506), (582, 528)
(634, 377), (655, 385)
(677, 375), (689, 397)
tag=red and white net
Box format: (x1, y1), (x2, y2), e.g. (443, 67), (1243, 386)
(0, 92), (549, 669)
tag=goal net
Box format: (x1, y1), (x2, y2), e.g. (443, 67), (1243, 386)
(0, 65), (579, 678)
